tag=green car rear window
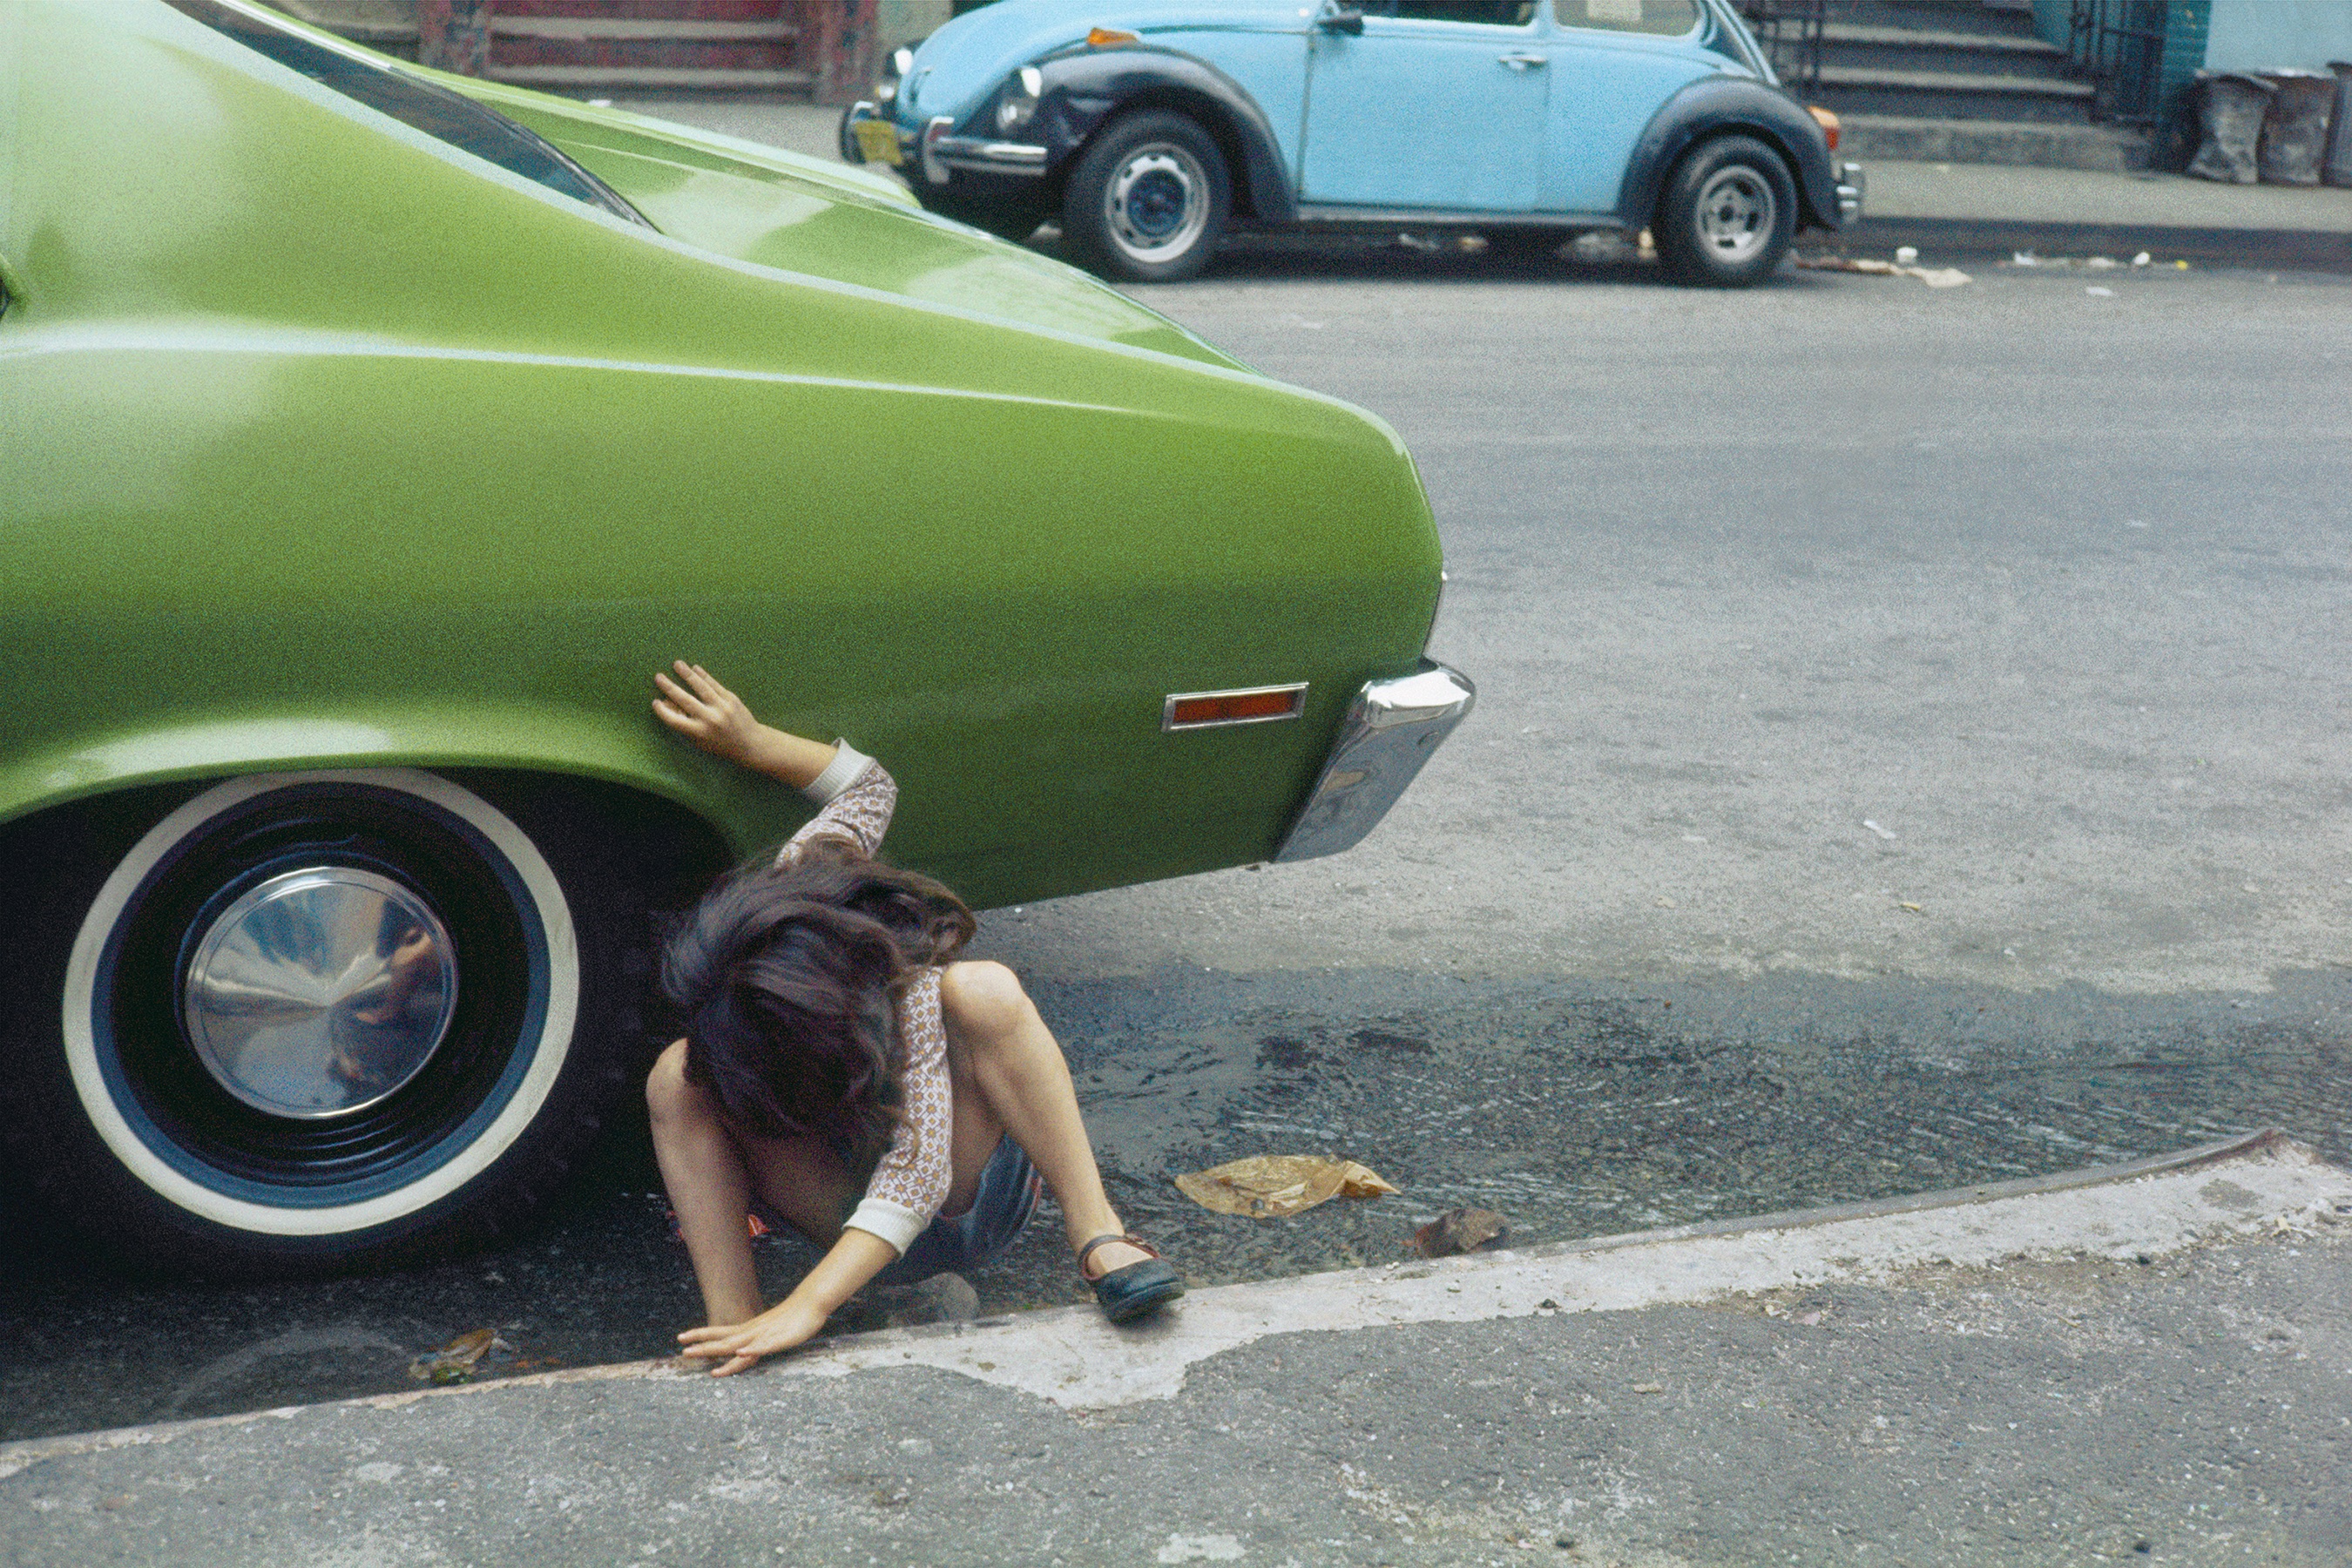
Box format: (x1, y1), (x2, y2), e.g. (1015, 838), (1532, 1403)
(163, 0), (649, 226)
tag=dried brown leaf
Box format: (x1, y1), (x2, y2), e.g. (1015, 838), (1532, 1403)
(1174, 1155), (1401, 1218)
(408, 1327), (508, 1383)
(1412, 1206), (1512, 1258)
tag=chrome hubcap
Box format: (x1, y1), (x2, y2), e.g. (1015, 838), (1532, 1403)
(1106, 145), (1207, 264)
(182, 868), (458, 1119)
(1695, 166), (1774, 262)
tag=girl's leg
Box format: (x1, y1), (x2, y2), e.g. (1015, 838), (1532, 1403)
(939, 962), (1154, 1277)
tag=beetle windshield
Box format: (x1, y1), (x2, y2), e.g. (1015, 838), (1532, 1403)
(161, 0), (650, 226)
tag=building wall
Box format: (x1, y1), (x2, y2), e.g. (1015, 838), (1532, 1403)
(2204, 0), (2352, 71)
(878, 0), (955, 50)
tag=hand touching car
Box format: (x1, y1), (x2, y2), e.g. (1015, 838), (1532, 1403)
(652, 661), (840, 789)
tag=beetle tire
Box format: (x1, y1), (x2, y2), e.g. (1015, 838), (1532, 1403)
(0, 772), (644, 1276)
(1063, 110), (1231, 283)
(1654, 134), (1796, 288)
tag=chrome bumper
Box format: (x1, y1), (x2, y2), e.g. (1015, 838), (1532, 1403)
(844, 105), (1051, 183)
(1836, 160), (1865, 225)
(1274, 660), (1475, 863)
(918, 116), (1049, 184)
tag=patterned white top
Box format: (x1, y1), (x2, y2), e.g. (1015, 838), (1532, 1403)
(778, 746), (951, 1256)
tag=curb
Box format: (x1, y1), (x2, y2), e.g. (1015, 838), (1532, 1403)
(6, 1129), (2341, 1473)
(1833, 216), (2352, 271)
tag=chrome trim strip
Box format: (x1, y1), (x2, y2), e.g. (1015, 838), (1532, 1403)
(1293, 203), (1622, 229)
(1161, 682), (1309, 732)
(842, 99), (877, 165)
(1836, 161), (1866, 224)
(935, 136), (1051, 174)
(1273, 659), (1475, 862)
(919, 115), (955, 185)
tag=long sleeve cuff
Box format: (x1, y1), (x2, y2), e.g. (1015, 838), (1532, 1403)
(800, 740), (874, 805)
(842, 1196), (929, 1256)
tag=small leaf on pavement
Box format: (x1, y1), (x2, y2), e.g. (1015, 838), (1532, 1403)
(1413, 1206), (1512, 1258)
(1175, 1155), (1400, 1218)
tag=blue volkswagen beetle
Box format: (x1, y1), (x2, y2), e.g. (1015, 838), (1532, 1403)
(841, 0), (1862, 285)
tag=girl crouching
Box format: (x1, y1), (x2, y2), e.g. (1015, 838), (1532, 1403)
(643, 662), (1182, 1375)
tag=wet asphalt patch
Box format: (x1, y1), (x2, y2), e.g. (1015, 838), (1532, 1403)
(2, 965), (2347, 1444)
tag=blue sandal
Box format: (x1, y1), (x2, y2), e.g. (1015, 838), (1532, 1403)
(1078, 1233), (1186, 1323)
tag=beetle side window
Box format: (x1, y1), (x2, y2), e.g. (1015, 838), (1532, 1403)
(1558, 0), (1702, 35)
(161, 0), (649, 226)
(1377, 0), (1540, 24)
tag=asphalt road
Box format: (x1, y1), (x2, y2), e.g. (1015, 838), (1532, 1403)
(999, 250), (2352, 997)
(3, 249), (2349, 1477)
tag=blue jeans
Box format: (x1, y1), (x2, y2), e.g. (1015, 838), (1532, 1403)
(875, 1133), (1041, 1286)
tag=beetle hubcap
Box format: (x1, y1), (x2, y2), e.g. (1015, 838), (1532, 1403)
(1694, 166), (1774, 262)
(1106, 145), (1207, 263)
(182, 867), (458, 1119)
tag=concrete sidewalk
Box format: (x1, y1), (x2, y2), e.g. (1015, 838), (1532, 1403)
(8, 1133), (2349, 1566)
(1842, 160), (2352, 270)
(601, 96), (2351, 270)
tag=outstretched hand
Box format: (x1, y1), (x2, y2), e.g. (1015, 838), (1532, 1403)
(652, 661), (767, 768)
(676, 1295), (829, 1376)
(652, 661), (843, 789)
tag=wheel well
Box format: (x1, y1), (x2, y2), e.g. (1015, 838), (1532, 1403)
(1652, 124), (1808, 227)
(1072, 90), (1266, 220)
(0, 772), (733, 918)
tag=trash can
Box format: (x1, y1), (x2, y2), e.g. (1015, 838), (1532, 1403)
(2257, 70), (2337, 186)
(2327, 63), (2352, 189)
(2187, 71), (2274, 184)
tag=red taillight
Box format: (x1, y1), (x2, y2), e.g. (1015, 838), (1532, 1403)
(1163, 685), (1307, 730)
(1808, 105), (1841, 152)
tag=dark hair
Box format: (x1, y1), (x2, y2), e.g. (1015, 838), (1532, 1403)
(663, 841), (976, 1160)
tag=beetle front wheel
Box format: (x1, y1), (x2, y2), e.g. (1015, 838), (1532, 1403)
(1655, 135), (1797, 288)
(1064, 110), (1231, 283)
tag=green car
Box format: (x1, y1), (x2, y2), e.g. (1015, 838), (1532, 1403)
(0, 0), (1470, 1272)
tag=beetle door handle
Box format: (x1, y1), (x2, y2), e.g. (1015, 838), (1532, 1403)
(1497, 51), (1548, 68)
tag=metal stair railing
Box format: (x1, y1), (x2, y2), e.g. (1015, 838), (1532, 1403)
(1738, 0), (1824, 96)
(2067, 0), (2166, 124)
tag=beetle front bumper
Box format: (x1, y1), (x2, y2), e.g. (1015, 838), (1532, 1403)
(841, 104), (1049, 185)
(1274, 660), (1475, 862)
(1836, 160), (1865, 225)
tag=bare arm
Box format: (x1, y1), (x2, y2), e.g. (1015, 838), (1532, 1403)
(675, 1227), (898, 1376)
(652, 661), (837, 788)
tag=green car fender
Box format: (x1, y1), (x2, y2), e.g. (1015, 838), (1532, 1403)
(1, 0), (1439, 900)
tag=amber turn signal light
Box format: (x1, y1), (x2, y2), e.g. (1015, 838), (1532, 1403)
(1807, 105), (1840, 152)
(1088, 25), (1139, 45)
(1163, 684), (1308, 730)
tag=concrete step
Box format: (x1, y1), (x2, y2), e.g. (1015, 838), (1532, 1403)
(491, 17), (800, 41)
(494, 1), (789, 18)
(1813, 65), (2099, 123)
(1812, 0), (2039, 40)
(1838, 112), (2152, 170)
(481, 1), (812, 97)
(490, 64), (814, 91)
(490, 34), (801, 74)
(1818, 23), (2075, 79)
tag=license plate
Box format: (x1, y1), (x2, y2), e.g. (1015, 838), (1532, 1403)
(854, 118), (903, 166)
